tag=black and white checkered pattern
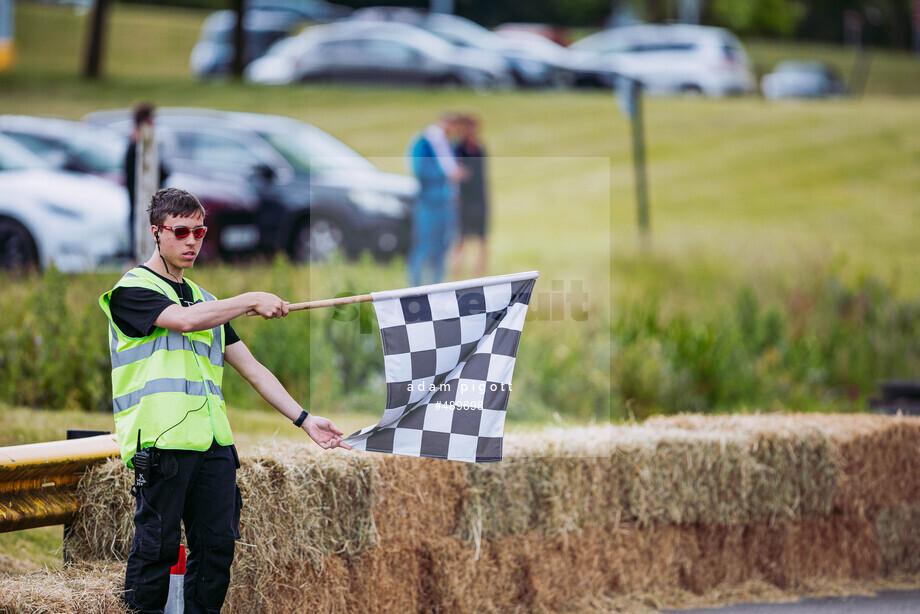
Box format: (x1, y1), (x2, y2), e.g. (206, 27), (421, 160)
(343, 272), (538, 463)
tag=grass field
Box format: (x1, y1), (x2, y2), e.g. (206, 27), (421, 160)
(1, 3), (919, 571)
(3, 4), (919, 295)
(0, 2), (915, 403)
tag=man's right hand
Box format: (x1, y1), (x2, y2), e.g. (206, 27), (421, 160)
(248, 292), (290, 319)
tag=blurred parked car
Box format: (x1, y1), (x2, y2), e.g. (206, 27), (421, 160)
(0, 115), (261, 262)
(0, 134), (127, 272)
(349, 7), (569, 88)
(86, 108), (418, 262)
(495, 22), (570, 46)
(246, 21), (510, 89)
(570, 24), (755, 96)
(495, 29), (619, 89)
(761, 61), (848, 100)
(191, 1), (353, 78)
(191, 9), (299, 78)
(247, 0), (352, 21)
(0, 115), (125, 183)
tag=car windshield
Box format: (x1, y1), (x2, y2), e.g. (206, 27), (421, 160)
(776, 61), (823, 74)
(570, 31), (626, 53)
(258, 123), (375, 173)
(69, 132), (125, 173)
(0, 135), (49, 171)
(427, 15), (495, 49)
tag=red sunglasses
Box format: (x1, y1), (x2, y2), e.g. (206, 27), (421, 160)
(158, 225), (208, 240)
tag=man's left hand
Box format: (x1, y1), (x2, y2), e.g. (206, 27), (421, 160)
(303, 415), (352, 450)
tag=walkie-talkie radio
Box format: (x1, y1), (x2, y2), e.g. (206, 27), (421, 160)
(133, 430), (153, 493)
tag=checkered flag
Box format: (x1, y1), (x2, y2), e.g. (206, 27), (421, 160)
(343, 271), (539, 463)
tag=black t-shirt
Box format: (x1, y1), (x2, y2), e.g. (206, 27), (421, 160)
(109, 266), (241, 345)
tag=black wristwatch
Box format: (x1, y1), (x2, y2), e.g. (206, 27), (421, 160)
(293, 409), (309, 427)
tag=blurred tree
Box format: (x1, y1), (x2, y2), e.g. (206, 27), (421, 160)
(114, 0), (915, 49)
(790, 0), (913, 47)
(710, 0), (806, 37)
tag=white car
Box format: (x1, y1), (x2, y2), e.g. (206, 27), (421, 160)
(761, 61), (848, 100)
(570, 24), (755, 97)
(246, 21), (511, 89)
(0, 134), (128, 272)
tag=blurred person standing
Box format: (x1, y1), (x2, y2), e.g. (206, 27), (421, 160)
(451, 113), (489, 279)
(405, 113), (467, 286)
(125, 103), (168, 263)
(100, 188), (349, 613)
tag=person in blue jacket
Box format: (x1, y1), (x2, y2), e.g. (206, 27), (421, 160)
(406, 114), (467, 286)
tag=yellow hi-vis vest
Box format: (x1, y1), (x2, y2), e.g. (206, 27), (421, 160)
(99, 267), (233, 467)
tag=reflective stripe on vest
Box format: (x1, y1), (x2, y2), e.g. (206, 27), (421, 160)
(108, 323), (224, 372)
(112, 377), (225, 414)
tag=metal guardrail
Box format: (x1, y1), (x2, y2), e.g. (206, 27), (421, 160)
(0, 434), (119, 532)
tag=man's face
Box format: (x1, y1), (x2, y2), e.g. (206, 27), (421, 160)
(152, 213), (206, 271)
(444, 120), (463, 143)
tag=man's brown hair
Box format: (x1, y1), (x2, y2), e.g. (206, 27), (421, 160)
(134, 103), (155, 126)
(147, 188), (206, 226)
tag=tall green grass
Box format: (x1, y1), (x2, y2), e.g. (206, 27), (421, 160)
(2, 257), (918, 424)
(614, 269), (920, 419)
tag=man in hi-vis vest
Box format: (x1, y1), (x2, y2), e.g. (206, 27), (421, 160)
(100, 188), (350, 613)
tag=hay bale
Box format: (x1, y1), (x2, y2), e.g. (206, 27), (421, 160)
(463, 422), (839, 539)
(459, 427), (630, 545)
(876, 503), (920, 573)
(824, 416), (920, 513)
(459, 453), (619, 547)
(48, 416), (920, 613)
(224, 444), (375, 614)
(67, 445), (376, 566)
(225, 556), (352, 614)
(636, 417), (838, 524)
(745, 515), (881, 588)
(420, 526), (699, 613)
(372, 455), (468, 545)
(523, 529), (627, 611)
(67, 458), (133, 562)
(648, 413), (920, 514)
(345, 545), (426, 613)
(66, 445), (377, 614)
(0, 564), (126, 614)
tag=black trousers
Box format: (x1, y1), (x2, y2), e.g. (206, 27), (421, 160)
(124, 440), (242, 614)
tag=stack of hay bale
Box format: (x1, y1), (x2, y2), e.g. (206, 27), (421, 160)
(1, 414), (918, 613)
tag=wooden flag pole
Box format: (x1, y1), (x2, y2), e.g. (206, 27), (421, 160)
(246, 271), (540, 316)
(247, 293), (372, 316)
(287, 294), (373, 312)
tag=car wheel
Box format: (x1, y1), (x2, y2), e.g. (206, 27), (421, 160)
(372, 229), (401, 262)
(550, 70), (576, 90)
(438, 74), (463, 89)
(0, 217), (39, 271)
(291, 216), (347, 262)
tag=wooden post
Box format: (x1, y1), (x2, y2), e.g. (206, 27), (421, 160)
(82, 0), (109, 79)
(630, 81), (651, 239)
(134, 123), (158, 263)
(616, 76), (651, 243)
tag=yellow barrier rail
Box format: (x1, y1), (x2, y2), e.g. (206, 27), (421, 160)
(0, 435), (119, 532)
